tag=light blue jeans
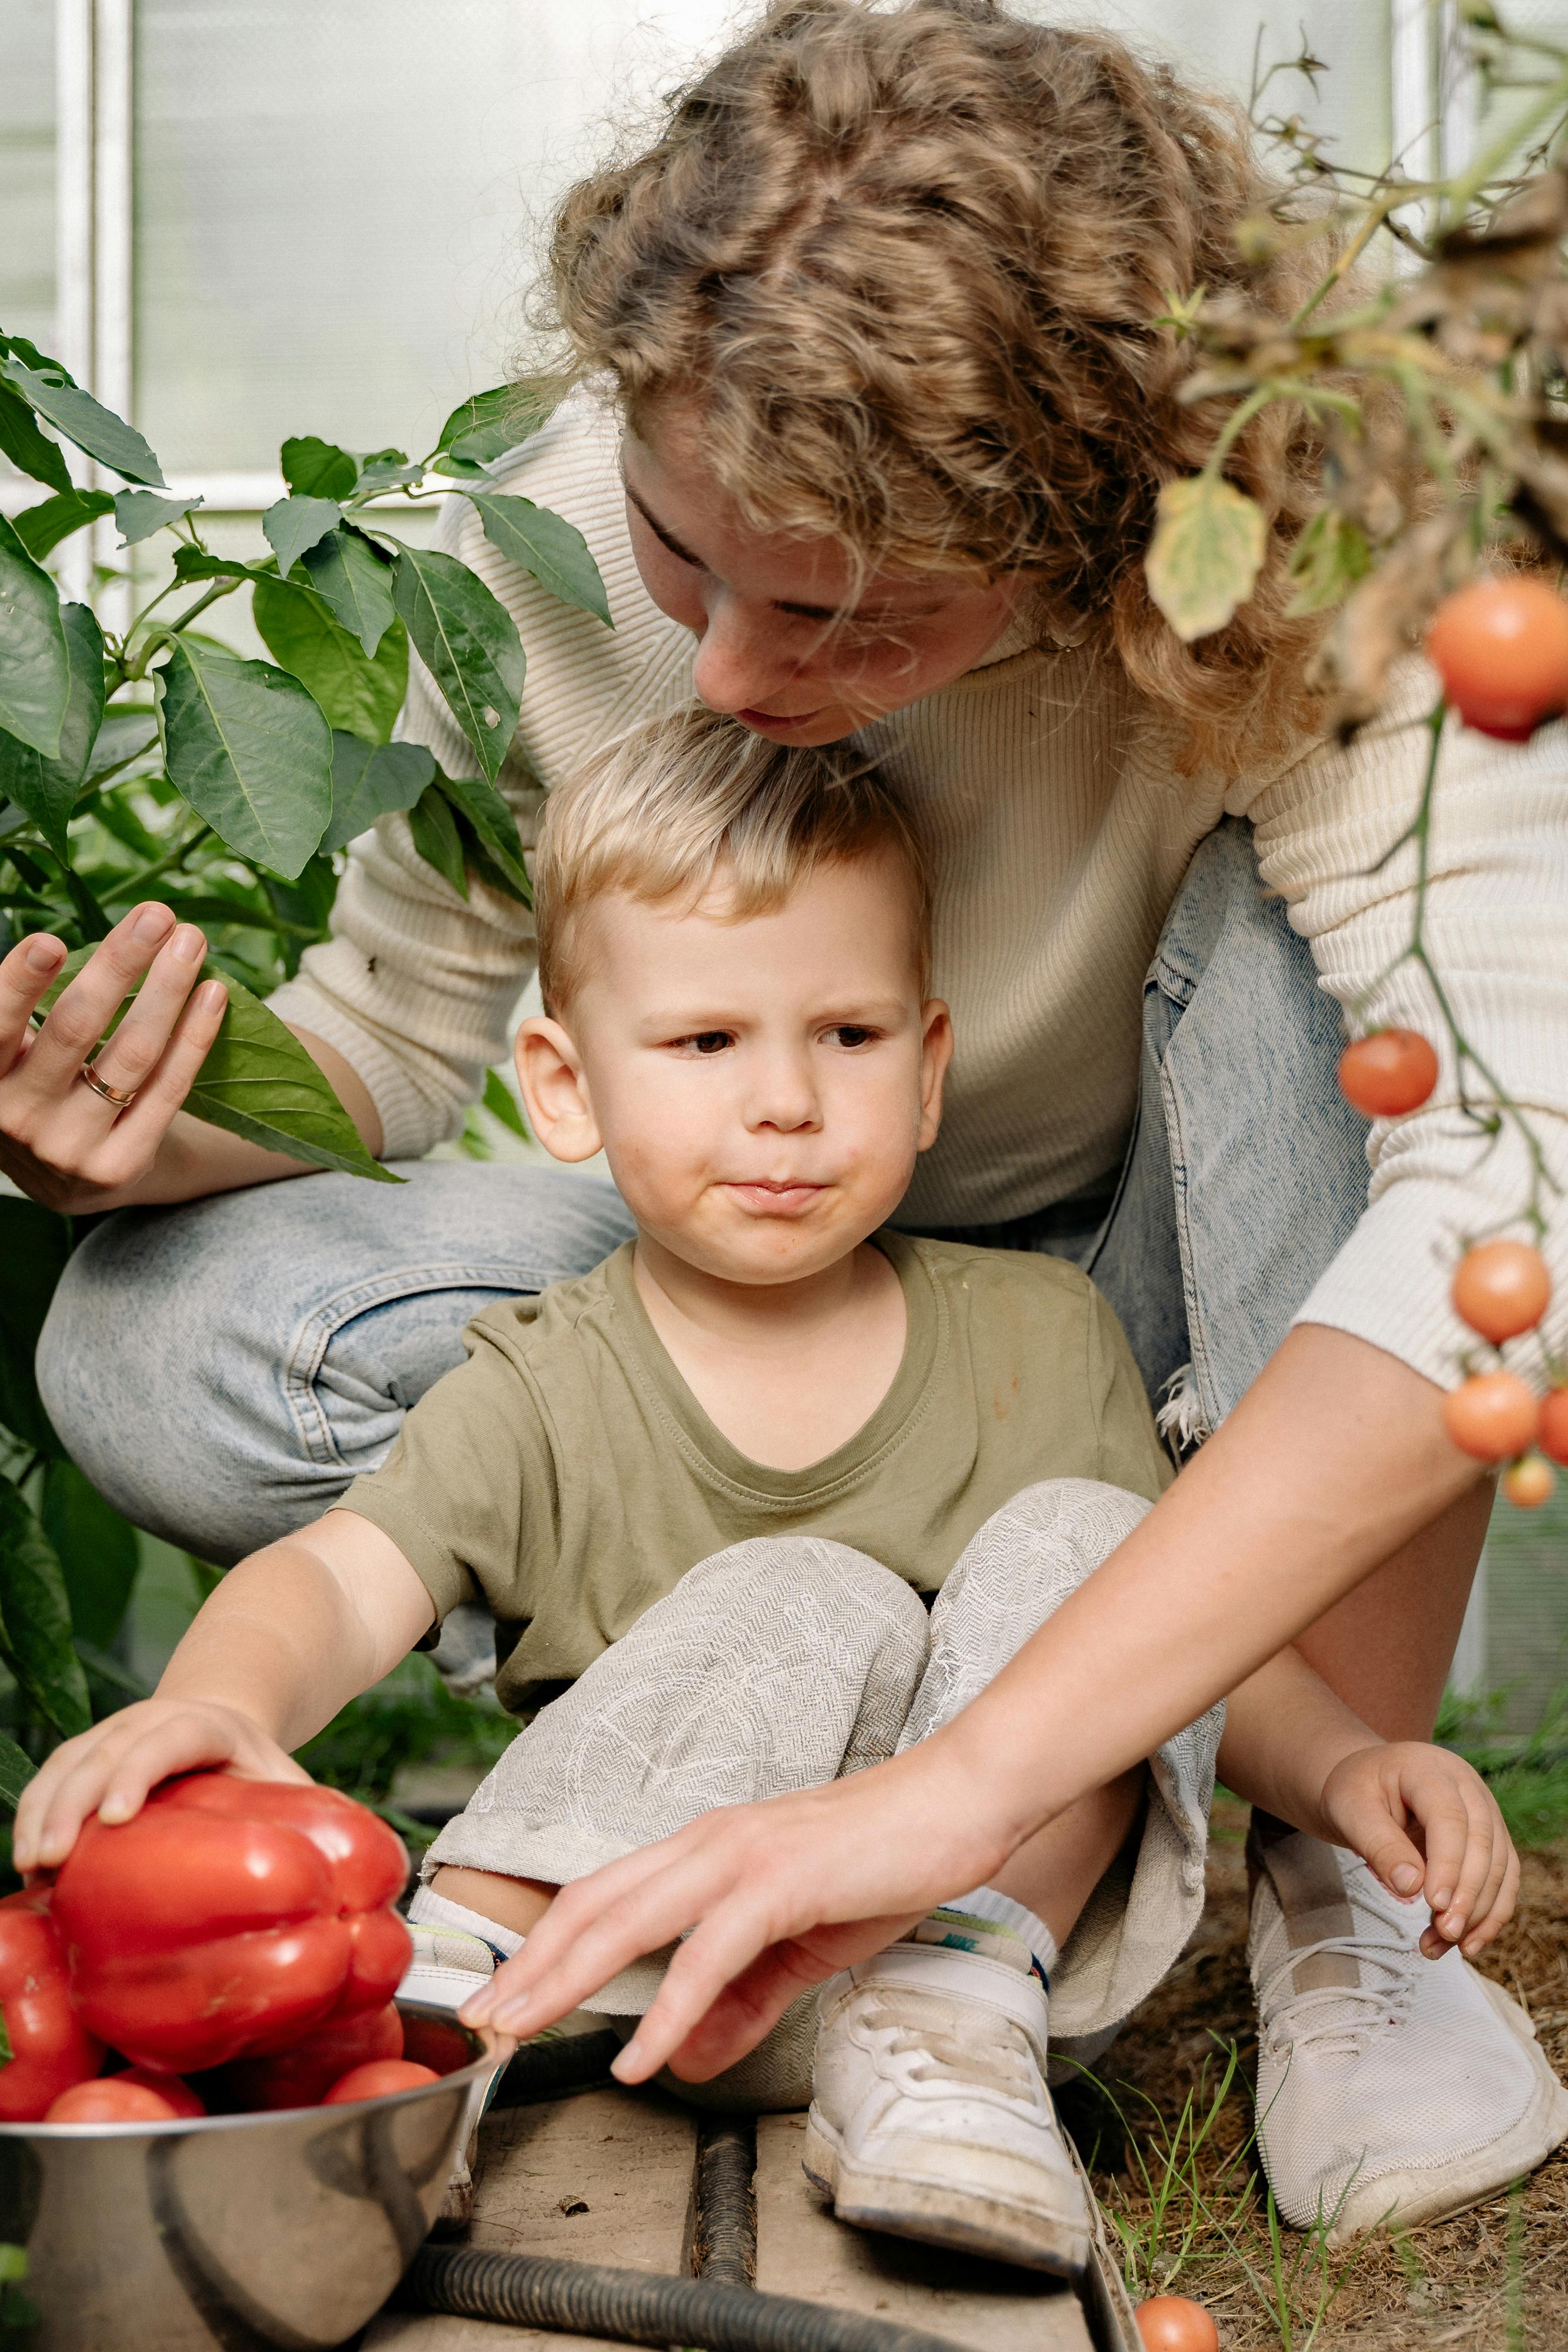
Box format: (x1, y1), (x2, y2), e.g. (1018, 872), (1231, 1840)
(37, 821), (1369, 1568)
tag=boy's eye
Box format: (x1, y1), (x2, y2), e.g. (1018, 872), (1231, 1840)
(680, 1031), (733, 1055)
(825, 1024), (877, 1049)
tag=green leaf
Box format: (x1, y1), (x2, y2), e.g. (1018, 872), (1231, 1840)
(1145, 475), (1268, 643)
(44, 945), (400, 1181)
(0, 1479), (92, 1739)
(172, 545), (259, 584)
(155, 636), (333, 878)
(0, 1198), (71, 1456)
(437, 767), (531, 903)
(280, 435), (357, 500)
(462, 490), (611, 627)
(301, 526), (396, 658)
(391, 546), (524, 783)
(114, 489), (203, 546)
(353, 449), (420, 492)
(0, 2244), (25, 2284)
(251, 574), (407, 746)
(434, 380), (557, 467)
(41, 1460), (139, 1651)
(12, 489), (114, 560)
(0, 380), (72, 495)
(0, 602), (105, 858)
(322, 734), (435, 853)
(408, 781), (467, 898)
(483, 1065), (529, 1142)
(262, 494), (342, 580)
(0, 355), (163, 487)
(0, 1736), (27, 1818)
(1286, 508), (1373, 619)
(0, 2009), (11, 2066)
(0, 510), (70, 759)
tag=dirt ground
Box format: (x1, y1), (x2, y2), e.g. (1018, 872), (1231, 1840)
(1065, 1796), (1568, 2350)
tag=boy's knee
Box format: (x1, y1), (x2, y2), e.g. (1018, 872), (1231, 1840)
(674, 1535), (928, 1645)
(940, 1478), (1152, 1618)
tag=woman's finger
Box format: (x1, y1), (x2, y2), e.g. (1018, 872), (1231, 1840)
(8, 903), (175, 1100)
(84, 923), (209, 1100)
(105, 978), (228, 1157)
(609, 1897), (812, 2082)
(0, 934), (68, 1073)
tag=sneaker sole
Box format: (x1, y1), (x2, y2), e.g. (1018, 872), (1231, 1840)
(802, 2107), (1091, 2278)
(1327, 1976), (1568, 2244)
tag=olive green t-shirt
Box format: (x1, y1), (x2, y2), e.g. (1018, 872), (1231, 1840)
(342, 1233), (1169, 1718)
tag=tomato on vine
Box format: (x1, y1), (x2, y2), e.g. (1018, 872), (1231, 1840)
(1452, 1240), (1553, 1344)
(1502, 1455), (1556, 1509)
(1426, 577), (1568, 739)
(1540, 1388), (1568, 1467)
(1338, 1029), (1439, 1118)
(1442, 1371), (1539, 1461)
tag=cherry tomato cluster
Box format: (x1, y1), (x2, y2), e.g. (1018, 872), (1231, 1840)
(1338, 1028), (1560, 1505)
(1426, 577), (1568, 740)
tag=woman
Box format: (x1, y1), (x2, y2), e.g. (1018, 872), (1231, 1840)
(6, 0), (1564, 2232)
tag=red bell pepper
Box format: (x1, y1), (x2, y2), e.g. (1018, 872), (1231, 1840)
(52, 1773), (412, 2073)
(0, 1888), (104, 2122)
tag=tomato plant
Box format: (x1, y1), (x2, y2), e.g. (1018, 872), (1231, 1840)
(1452, 1240), (1553, 1344)
(1337, 1028), (1439, 1119)
(322, 2058), (440, 2104)
(1502, 1454), (1556, 1508)
(1426, 579), (1568, 740)
(1442, 1371), (1540, 1461)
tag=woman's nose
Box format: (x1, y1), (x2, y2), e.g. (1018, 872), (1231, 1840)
(691, 590), (803, 716)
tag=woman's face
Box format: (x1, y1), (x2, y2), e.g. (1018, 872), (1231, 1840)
(621, 418), (1027, 746)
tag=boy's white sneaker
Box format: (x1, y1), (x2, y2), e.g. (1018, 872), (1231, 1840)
(804, 1934), (1091, 2277)
(398, 1922), (498, 2013)
(1250, 1829), (1568, 2243)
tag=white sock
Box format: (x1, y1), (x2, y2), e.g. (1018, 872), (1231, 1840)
(407, 1883), (526, 1961)
(946, 1884), (1058, 1977)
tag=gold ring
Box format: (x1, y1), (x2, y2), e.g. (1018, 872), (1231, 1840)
(80, 1061), (138, 1109)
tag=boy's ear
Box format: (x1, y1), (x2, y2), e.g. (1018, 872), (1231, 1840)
(515, 1015), (604, 1164)
(917, 1000), (953, 1154)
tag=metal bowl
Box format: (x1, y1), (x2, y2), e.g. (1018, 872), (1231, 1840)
(0, 2000), (513, 2352)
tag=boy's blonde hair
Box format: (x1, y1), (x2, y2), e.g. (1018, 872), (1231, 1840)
(534, 703), (932, 1014)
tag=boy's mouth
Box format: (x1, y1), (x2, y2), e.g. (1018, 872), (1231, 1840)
(724, 1179), (827, 1215)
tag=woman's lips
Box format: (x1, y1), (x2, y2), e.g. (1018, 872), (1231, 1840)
(735, 706), (825, 730)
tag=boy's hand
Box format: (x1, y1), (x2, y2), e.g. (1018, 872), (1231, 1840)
(12, 1699), (308, 1875)
(1319, 1741), (1519, 1960)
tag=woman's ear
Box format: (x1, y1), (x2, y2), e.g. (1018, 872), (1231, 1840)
(515, 1015), (603, 1164)
(916, 999), (953, 1152)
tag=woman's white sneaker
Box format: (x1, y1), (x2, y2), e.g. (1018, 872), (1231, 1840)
(805, 1930), (1091, 2276)
(1249, 1827), (1568, 2242)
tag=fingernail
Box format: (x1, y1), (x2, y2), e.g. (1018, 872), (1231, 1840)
(25, 937), (63, 973)
(1392, 1865), (1422, 1893)
(99, 1796), (129, 1823)
(199, 981), (227, 1014)
(1430, 1889), (1452, 1911)
(611, 2038), (645, 2079)
(133, 903), (173, 940)
(459, 1993), (494, 2026)
(170, 924), (204, 964)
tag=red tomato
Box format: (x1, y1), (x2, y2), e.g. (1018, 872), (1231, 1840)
(1452, 1240), (1552, 1344)
(1540, 1387), (1568, 1466)
(46, 2077), (184, 2124)
(0, 1889), (105, 2123)
(1442, 1371), (1540, 1461)
(400, 2012), (474, 2078)
(1337, 1030), (1439, 1118)
(1426, 577), (1568, 738)
(1502, 1454), (1556, 1509)
(1134, 2296), (1220, 2352)
(322, 2059), (440, 2106)
(218, 2002), (404, 2112)
(52, 1772), (410, 2073)
(112, 2066), (206, 2117)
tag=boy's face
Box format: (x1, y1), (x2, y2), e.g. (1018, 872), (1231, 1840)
(517, 846), (951, 1288)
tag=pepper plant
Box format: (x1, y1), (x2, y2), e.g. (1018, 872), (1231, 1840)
(0, 348), (608, 1810)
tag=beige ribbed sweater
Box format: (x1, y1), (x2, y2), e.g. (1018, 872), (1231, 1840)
(270, 393), (1568, 1393)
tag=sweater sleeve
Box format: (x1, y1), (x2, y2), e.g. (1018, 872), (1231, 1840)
(267, 392), (695, 1159)
(1232, 656), (1568, 1391)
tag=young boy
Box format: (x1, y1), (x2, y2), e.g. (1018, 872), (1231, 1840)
(18, 706), (1520, 2277)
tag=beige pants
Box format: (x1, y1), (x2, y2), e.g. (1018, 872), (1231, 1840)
(426, 1478), (1222, 2107)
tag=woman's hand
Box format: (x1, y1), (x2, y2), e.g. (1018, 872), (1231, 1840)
(12, 1698), (309, 1876)
(1319, 1740), (1519, 1960)
(459, 1729), (1015, 2085)
(0, 906), (226, 1212)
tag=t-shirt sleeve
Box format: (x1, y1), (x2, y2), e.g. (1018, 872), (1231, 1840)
(1084, 1284), (1173, 1502)
(336, 1319), (556, 1628)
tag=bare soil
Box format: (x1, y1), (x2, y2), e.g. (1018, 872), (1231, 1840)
(1065, 1795), (1568, 2349)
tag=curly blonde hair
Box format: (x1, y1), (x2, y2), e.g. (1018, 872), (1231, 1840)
(546, 0), (1327, 776)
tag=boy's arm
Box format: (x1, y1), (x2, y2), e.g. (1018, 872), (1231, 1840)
(13, 1511), (434, 1873)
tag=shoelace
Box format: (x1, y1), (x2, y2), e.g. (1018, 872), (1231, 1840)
(1256, 1931), (1419, 2063)
(863, 1993), (1044, 2102)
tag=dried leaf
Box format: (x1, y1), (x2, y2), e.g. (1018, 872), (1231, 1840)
(1318, 513), (1466, 731)
(1145, 476), (1268, 642)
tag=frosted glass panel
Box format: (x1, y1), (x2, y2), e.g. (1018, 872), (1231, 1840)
(0, 0), (56, 360)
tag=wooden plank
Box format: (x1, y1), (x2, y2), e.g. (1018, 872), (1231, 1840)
(365, 2085), (697, 2350)
(753, 2111), (1097, 2352)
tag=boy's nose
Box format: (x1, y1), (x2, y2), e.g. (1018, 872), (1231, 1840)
(745, 1050), (821, 1134)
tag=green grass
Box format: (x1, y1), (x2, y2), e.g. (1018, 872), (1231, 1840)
(1438, 1681), (1568, 1850)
